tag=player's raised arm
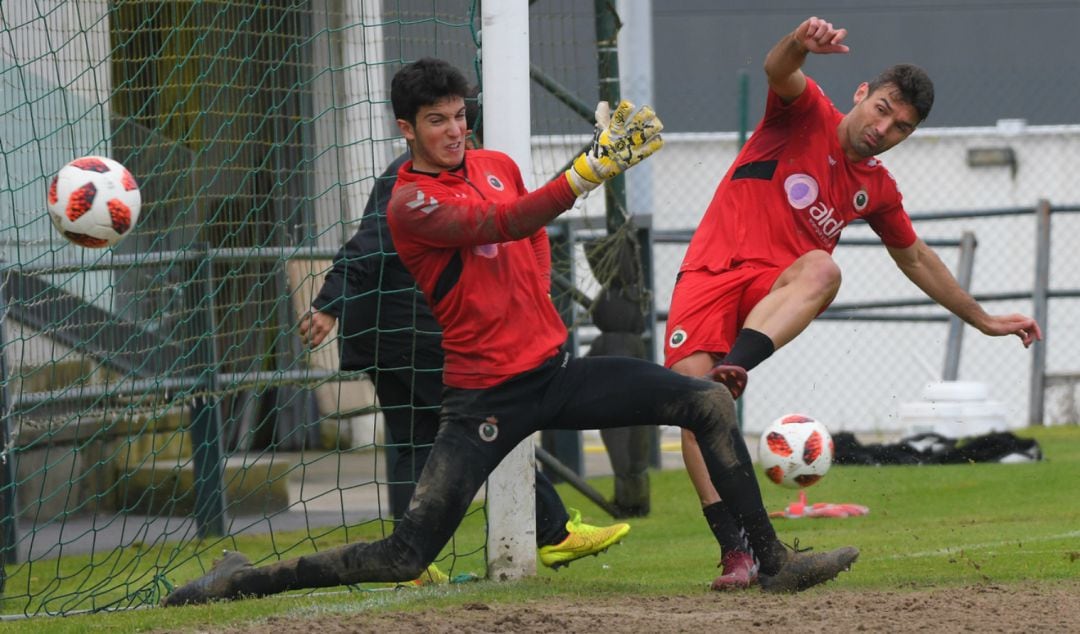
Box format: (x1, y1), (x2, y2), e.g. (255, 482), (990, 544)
(764, 16), (850, 103)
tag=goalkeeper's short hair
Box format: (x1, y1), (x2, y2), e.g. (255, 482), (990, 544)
(390, 57), (470, 124)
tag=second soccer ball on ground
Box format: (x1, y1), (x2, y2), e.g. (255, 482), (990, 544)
(758, 413), (834, 489)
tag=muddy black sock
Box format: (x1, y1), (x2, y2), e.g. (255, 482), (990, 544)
(733, 511), (786, 575)
(703, 501), (747, 556)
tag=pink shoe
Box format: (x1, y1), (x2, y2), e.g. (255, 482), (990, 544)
(710, 549), (759, 591)
(709, 364), (748, 400)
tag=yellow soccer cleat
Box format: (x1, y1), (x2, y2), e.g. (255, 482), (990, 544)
(400, 563), (450, 587)
(538, 509), (630, 569)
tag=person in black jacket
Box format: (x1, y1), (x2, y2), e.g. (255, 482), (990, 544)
(297, 91), (630, 571)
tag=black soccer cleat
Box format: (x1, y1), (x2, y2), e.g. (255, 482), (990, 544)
(162, 551), (253, 606)
(759, 545), (859, 593)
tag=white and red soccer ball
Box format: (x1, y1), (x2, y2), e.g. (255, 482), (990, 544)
(47, 156), (141, 248)
(758, 413), (834, 489)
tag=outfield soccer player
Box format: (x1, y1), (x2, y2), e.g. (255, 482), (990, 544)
(297, 91), (629, 576)
(665, 16), (1042, 591)
(164, 57), (857, 606)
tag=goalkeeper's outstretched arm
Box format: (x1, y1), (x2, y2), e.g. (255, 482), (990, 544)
(390, 100), (664, 247)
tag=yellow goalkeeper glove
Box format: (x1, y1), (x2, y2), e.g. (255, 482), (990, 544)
(564, 100), (665, 196)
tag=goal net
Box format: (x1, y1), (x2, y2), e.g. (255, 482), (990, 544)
(2, 0), (636, 617)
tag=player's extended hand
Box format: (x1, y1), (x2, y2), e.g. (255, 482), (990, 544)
(298, 309), (337, 347)
(795, 16), (850, 55)
(564, 100), (665, 196)
(981, 314), (1043, 348)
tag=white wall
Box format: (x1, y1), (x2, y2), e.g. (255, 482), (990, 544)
(1, 1), (112, 251)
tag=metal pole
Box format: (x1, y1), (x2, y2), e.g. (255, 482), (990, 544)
(186, 246), (227, 537)
(1029, 200), (1052, 426)
(733, 69), (752, 428)
(616, 0), (655, 225)
(595, 0), (626, 235)
(595, 1), (660, 476)
(0, 282), (19, 569)
(535, 447), (620, 518)
(529, 65), (594, 121)
(942, 231), (977, 380)
(737, 69), (750, 149)
(544, 222), (584, 478)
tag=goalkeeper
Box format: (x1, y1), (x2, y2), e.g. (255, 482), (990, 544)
(164, 57), (857, 606)
(297, 87), (629, 577)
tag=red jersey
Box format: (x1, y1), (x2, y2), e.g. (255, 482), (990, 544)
(387, 149), (578, 389)
(681, 76), (917, 274)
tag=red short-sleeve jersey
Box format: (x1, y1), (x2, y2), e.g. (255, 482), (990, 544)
(680, 76), (917, 274)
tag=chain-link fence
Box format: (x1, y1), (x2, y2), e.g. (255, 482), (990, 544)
(615, 122), (1080, 435)
(535, 2), (1080, 435)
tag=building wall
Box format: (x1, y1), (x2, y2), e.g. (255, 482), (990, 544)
(652, 1), (1080, 131)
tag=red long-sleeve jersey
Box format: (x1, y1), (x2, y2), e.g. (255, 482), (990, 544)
(387, 149), (578, 388)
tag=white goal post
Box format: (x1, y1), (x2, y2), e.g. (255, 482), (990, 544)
(481, 0), (538, 581)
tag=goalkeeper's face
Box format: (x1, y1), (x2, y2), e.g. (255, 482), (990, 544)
(398, 96), (469, 172)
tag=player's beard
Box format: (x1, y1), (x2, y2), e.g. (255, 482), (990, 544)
(849, 128), (884, 159)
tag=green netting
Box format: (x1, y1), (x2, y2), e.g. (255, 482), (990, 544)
(0, 0), (643, 618)
(0, 0), (522, 618)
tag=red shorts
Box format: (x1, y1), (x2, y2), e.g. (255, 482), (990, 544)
(663, 265), (784, 368)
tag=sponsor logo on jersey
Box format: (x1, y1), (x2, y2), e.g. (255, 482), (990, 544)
(473, 243), (499, 258)
(486, 174), (505, 191)
(784, 174), (819, 210)
(669, 328), (688, 349)
(784, 173), (845, 242)
(806, 200), (844, 241)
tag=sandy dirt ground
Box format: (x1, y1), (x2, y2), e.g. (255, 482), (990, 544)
(197, 581), (1080, 634)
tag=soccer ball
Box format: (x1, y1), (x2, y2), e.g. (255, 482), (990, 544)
(47, 156), (141, 248)
(758, 413), (834, 489)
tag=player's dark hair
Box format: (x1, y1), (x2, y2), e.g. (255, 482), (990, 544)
(868, 64), (934, 122)
(390, 57), (470, 124)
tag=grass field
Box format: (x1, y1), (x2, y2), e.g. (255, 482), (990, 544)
(4, 424), (1078, 632)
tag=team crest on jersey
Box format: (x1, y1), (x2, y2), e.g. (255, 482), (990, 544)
(479, 416), (499, 442)
(486, 174), (505, 191)
(669, 328), (688, 349)
(853, 189), (869, 212)
(784, 174), (819, 210)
